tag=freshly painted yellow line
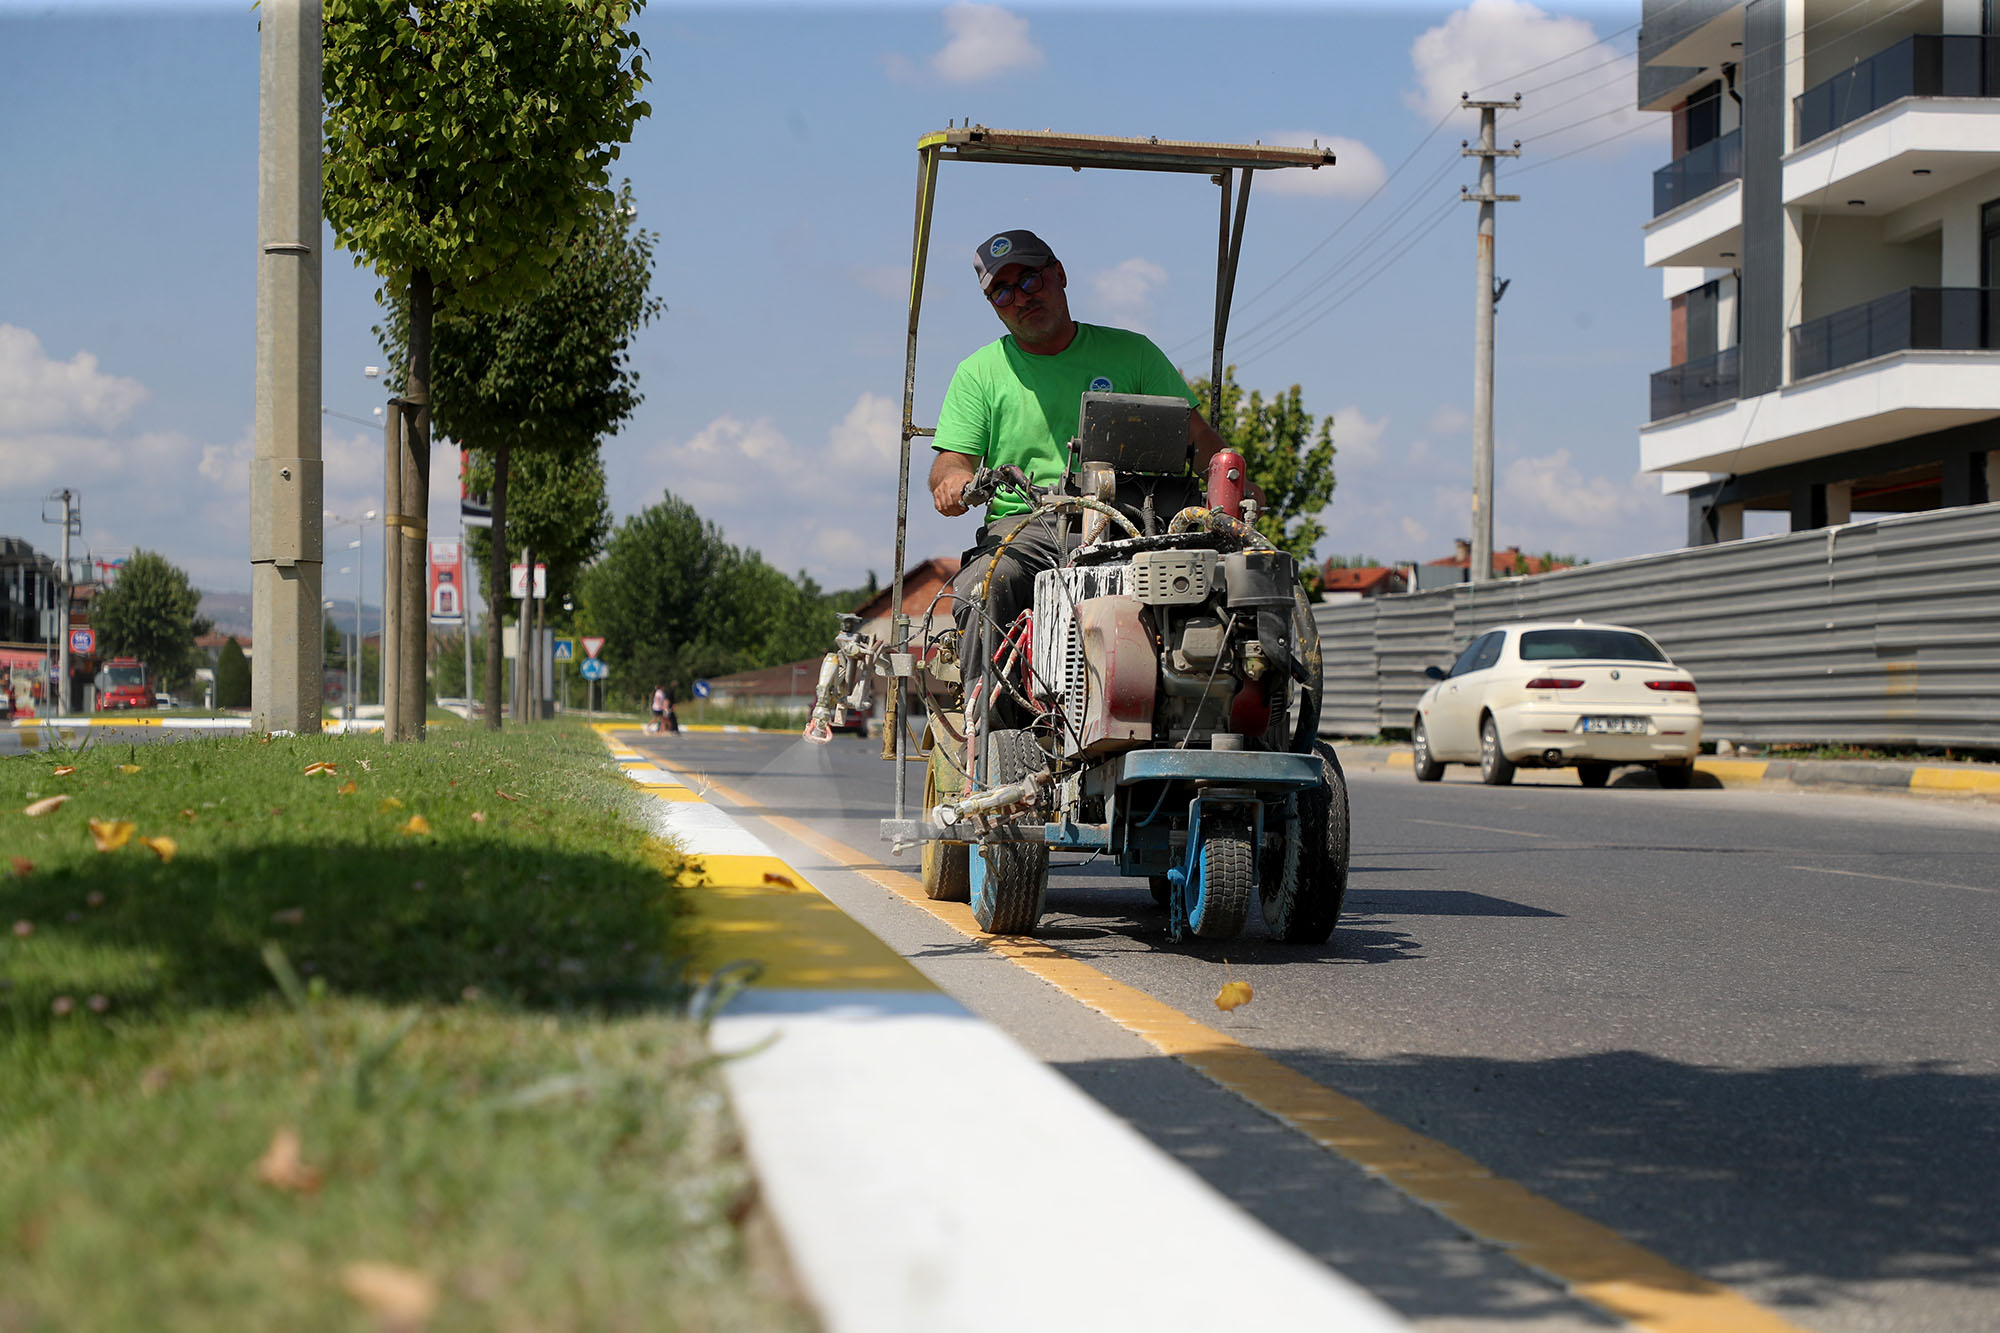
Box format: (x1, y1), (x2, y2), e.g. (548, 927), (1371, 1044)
(1385, 750), (1413, 770)
(1909, 766), (2000, 794)
(651, 785), (705, 803)
(656, 756), (1809, 1333)
(1695, 758), (1770, 785)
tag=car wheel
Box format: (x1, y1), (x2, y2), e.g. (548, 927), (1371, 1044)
(1656, 761), (1693, 789)
(1412, 719), (1446, 783)
(1478, 716), (1516, 787)
(1577, 762), (1613, 789)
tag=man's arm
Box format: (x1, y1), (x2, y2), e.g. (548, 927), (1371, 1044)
(929, 449), (979, 517)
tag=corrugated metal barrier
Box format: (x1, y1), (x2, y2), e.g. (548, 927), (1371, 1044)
(1312, 503), (2000, 747)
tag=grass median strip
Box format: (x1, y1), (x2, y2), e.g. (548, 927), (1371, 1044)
(0, 723), (809, 1330)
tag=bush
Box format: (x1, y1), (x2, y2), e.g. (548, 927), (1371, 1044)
(215, 637), (250, 708)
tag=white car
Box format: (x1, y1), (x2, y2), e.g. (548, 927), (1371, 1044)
(1411, 621), (1702, 788)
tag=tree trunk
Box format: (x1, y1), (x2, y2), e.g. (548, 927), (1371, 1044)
(483, 440), (509, 730)
(381, 402), (403, 739)
(396, 268), (435, 742)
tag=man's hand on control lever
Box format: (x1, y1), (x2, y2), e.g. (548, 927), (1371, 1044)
(929, 450), (979, 517)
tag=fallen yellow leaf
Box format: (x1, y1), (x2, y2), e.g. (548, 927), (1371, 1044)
(9, 857), (31, 878)
(52, 765), (75, 777)
(337, 779), (358, 796)
(119, 764), (142, 775)
(23, 794), (71, 817)
(377, 796), (404, 812)
(303, 760), (337, 776)
(494, 788), (519, 801)
(469, 810), (487, 823)
(400, 814), (432, 837)
(1214, 980), (1254, 1013)
(179, 808), (198, 821)
(138, 835), (177, 863)
(88, 818), (137, 853)
(254, 1126), (323, 1194)
(340, 1262), (437, 1324)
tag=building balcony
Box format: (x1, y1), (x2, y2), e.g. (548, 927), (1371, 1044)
(1653, 129), (1742, 217)
(1785, 39), (2000, 213)
(1644, 177), (1742, 270)
(1795, 35), (1997, 147)
(1641, 345), (2000, 480)
(1649, 346), (1740, 422)
(1791, 287), (2000, 379)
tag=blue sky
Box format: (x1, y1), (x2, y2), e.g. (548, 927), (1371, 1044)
(0, 0), (1688, 607)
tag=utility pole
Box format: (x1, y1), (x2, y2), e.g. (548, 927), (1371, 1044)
(1461, 94), (1519, 585)
(250, 0), (324, 730)
(42, 489), (79, 714)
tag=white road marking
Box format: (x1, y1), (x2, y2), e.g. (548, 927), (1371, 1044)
(1785, 865), (1997, 896)
(1405, 817), (1552, 839)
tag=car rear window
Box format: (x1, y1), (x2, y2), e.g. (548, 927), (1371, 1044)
(1518, 629), (1669, 662)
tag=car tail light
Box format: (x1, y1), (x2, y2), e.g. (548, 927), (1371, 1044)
(1525, 677), (1584, 689)
(1645, 679), (1697, 693)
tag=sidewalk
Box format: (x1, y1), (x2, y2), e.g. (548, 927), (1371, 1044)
(1334, 744), (2000, 800)
(595, 725), (1406, 1333)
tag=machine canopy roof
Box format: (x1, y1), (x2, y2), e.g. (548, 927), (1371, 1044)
(919, 126), (1337, 174)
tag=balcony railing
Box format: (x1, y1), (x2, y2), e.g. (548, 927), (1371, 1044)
(1652, 129), (1743, 217)
(1650, 346), (1740, 421)
(1790, 287), (2000, 379)
(1795, 34), (1999, 145)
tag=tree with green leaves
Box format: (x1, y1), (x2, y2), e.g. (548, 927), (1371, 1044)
(323, 0), (651, 739)
(216, 638), (251, 710)
(378, 184), (660, 730)
(1187, 368), (1337, 565)
(576, 493), (836, 702)
(89, 551), (210, 689)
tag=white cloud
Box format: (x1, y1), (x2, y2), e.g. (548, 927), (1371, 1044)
(1407, 0), (1657, 155)
(930, 4), (1043, 83)
(829, 393), (901, 471)
(0, 324), (147, 432)
(1427, 403), (1471, 436)
(1399, 516), (1430, 547)
(1500, 448), (1654, 530)
(1090, 257), (1168, 325)
(1259, 133), (1389, 199)
(1332, 405), (1389, 467)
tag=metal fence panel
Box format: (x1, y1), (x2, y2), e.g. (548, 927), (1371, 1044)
(1313, 503), (2000, 747)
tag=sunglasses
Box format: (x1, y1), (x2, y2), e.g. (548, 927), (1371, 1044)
(987, 266), (1049, 309)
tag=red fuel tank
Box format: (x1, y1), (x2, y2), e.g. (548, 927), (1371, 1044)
(1206, 450), (1246, 519)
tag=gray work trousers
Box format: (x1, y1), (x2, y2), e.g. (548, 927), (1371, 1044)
(951, 512), (1073, 730)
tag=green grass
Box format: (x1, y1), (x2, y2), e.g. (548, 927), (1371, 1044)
(0, 725), (809, 1330)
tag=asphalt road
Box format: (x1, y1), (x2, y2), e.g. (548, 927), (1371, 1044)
(631, 727), (2000, 1333)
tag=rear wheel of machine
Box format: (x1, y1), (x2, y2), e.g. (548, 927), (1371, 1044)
(1577, 762), (1613, 789)
(1189, 818), (1254, 940)
(1262, 742), (1349, 944)
(920, 743), (970, 901)
(968, 729), (1049, 935)
(1479, 716), (1517, 787)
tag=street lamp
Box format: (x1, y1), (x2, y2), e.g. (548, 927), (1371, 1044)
(325, 508), (377, 718)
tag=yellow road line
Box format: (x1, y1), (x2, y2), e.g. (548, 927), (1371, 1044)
(1909, 766), (2000, 795)
(1696, 759), (1770, 784)
(659, 757), (1808, 1333)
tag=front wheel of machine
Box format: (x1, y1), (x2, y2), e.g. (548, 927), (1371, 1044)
(920, 745), (970, 901)
(1189, 817), (1254, 940)
(1478, 716), (1517, 787)
(1262, 742), (1349, 943)
(968, 729), (1049, 935)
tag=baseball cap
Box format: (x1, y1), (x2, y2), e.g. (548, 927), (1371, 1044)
(973, 230), (1056, 293)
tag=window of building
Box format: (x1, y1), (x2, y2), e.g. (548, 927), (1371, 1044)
(1982, 199), (2000, 289)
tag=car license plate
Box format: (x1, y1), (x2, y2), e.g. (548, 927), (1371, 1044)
(1580, 716), (1649, 734)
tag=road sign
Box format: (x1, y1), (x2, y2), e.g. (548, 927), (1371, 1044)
(581, 636), (605, 659)
(508, 563), (547, 599)
(692, 679), (711, 699)
(553, 638), (575, 662)
(579, 658), (609, 682)
(69, 627), (95, 655)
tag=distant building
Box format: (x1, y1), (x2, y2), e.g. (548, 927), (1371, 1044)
(0, 536), (59, 645)
(1640, 0), (2000, 544)
(850, 557), (962, 645)
(1417, 539), (1575, 588)
(1314, 564), (1408, 602)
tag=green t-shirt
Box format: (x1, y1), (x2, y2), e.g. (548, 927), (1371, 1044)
(933, 322), (1201, 519)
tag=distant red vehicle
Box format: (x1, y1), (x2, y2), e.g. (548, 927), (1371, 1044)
(95, 658), (156, 711)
